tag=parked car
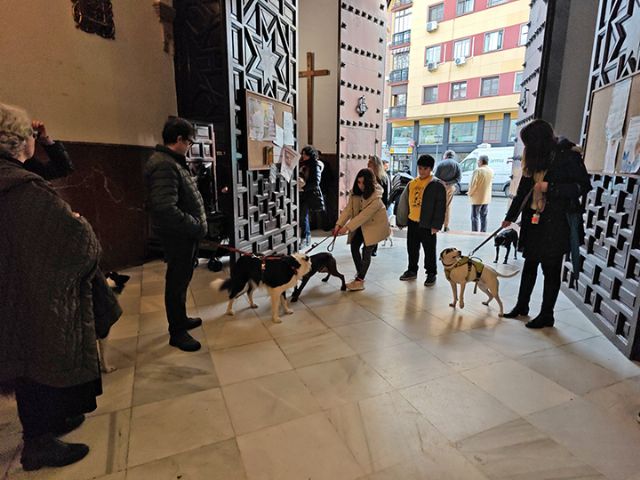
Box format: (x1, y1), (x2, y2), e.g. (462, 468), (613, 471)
(457, 145), (514, 197)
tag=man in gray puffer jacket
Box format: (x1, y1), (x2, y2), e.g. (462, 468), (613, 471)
(144, 117), (207, 352)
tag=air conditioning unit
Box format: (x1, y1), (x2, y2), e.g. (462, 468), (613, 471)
(427, 62), (438, 71)
(454, 56), (466, 66)
(426, 21), (439, 32)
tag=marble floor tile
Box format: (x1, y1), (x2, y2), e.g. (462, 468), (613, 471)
(365, 451), (489, 480)
(137, 311), (169, 336)
(93, 473), (126, 480)
(133, 351), (219, 406)
(0, 417), (21, 479)
(360, 342), (453, 389)
(312, 301), (381, 328)
(378, 310), (452, 340)
(92, 366), (135, 416)
(7, 409), (130, 480)
(101, 336), (138, 370)
(203, 314), (271, 350)
(400, 374), (519, 442)
(457, 418), (606, 480)
(140, 280), (165, 296)
(352, 293), (421, 316)
(118, 295), (141, 316)
(140, 293), (195, 315)
(211, 340), (292, 385)
(126, 439), (246, 480)
(584, 375), (640, 426)
(275, 330), (356, 368)
(296, 356), (392, 409)
(222, 370), (321, 435)
(237, 412), (365, 480)
(128, 388), (233, 467)
(107, 314), (139, 340)
(258, 308), (328, 338)
(467, 322), (563, 358)
(518, 347), (623, 395)
(462, 360), (575, 416)
(527, 397), (640, 480)
(417, 331), (506, 372)
(333, 320), (411, 354)
(327, 391), (483, 476)
(136, 329), (207, 365)
(190, 286), (227, 308)
(198, 300), (257, 322)
(561, 336), (640, 380)
(298, 283), (356, 308)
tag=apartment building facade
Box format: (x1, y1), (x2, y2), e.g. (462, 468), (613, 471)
(384, 0), (530, 173)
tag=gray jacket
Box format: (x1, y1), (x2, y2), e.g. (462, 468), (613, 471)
(434, 159), (461, 186)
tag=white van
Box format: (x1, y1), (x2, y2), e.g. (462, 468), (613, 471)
(457, 144), (514, 196)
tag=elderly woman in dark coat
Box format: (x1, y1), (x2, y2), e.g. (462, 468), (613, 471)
(299, 145), (325, 246)
(502, 119), (591, 328)
(0, 103), (102, 471)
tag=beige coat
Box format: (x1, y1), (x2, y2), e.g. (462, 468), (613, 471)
(468, 165), (494, 205)
(337, 185), (391, 246)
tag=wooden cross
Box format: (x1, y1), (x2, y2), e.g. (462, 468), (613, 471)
(298, 52), (330, 145)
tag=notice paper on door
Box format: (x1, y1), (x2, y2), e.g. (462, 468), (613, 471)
(621, 116), (640, 174)
(283, 111), (295, 146)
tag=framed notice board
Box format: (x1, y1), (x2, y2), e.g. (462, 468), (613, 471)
(584, 71), (640, 174)
(244, 90), (295, 170)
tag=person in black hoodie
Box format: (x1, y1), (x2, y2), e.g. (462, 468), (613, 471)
(502, 119), (591, 328)
(144, 117), (207, 351)
(299, 145), (325, 246)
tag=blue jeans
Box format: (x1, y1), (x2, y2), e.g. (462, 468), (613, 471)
(471, 204), (488, 232)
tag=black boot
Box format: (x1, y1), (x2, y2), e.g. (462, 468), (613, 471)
(169, 331), (201, 352)
(503, 305), (529, 319)
(51, 415), (85, 437)
(525, 314), (555, 329)
(21, 434), (89, 471)
(184, 317), (202, 330)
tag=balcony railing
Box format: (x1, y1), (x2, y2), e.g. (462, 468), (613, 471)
(391, 30), (411, 47)
(389, 68), (409, 83)
(389, 105), (407, 118)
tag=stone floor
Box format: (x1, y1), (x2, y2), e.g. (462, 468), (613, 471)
(2, 231), (640, 480)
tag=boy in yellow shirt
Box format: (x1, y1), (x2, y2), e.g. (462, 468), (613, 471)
(396, 155), (447, 286)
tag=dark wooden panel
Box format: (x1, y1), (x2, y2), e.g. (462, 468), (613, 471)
(49, 143), (151, 271)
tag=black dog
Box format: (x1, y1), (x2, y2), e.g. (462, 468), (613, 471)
(494, 228), (519, 264)
(291, 252), (346, 302)
(105, 271), (131, 294)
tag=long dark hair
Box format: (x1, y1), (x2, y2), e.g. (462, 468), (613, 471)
(352, 168), (376, 199)
(301, 145), (319, 163)
(520, 119), (557, 176)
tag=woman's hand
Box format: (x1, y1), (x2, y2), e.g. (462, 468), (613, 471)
(338, 226), (349, 236)
(501, 220), (511, 229)
(534, 181), (548, 193)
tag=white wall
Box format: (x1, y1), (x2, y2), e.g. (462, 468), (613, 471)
(0, 0), (177, 146)
(298, 0), (339, 154)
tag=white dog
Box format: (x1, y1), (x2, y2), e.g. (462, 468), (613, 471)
(440, 248), (519, 317)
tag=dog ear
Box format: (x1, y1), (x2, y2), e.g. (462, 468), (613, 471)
(285, 256), (301, 270)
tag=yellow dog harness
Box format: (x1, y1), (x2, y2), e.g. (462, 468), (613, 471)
(444, 256), (484, 282)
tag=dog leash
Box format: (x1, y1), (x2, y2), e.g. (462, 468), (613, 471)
(305, 233), (338, 254)
(468, 188), (534, 257)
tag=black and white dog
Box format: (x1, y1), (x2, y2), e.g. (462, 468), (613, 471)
(291, 252), (346, 302)
(494, 228), (519, 264)
(218, 253), (312, 323)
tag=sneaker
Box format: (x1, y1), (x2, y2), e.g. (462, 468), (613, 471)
(21, 434), (89, 471)
(169, 332), (201, 351)
(424, 274), (436, 287)
(184, 317), (203, 330)
(399, 271), (417, 281)
(346, 279), (365, 291)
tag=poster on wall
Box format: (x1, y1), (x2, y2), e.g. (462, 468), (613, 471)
(279, 146), (298, 183)
(606, 77), (632, 140)
(248, 97), (265, 141)
(621, 116), (640, 174)
(283, 112), (295, 146)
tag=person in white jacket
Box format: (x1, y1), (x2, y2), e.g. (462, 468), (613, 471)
(468, 155), (494, 232)
(334, 169), (390, 291)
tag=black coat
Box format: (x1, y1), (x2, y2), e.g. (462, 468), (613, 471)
(23, 141), (73, 180)
(300, 159), (325, 212)
(144, 145), (207, 239)
(506, 139), (591, 260)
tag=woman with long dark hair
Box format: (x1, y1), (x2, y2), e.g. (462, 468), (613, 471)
(299, 146), (325, 246)
(502, 119), (591, 328)
(334, 168), (391, 291)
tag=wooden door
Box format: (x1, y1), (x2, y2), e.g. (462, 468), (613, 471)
(338, 0), (387, 209)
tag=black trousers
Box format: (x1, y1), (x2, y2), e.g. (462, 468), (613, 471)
(14, 378), (100, 439)
(350, 228), (376, 280)
(160, 236), (199, 336)
(406, 220), (437, 275)
(516, 255), (563, 315)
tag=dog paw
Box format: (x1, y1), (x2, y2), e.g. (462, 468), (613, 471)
(449, 303), (456, 308)
(285, 309), (294, 315)
(482, 301), (490, 306)
(249, 303), (259, 309)
(291, 297), (299, 303)
(459, 303), (465, 309)
(226, 310), (235, 316)
(272, 317), (283, 324)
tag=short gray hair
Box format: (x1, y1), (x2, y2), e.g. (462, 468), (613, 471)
(0, 103), (31, 159)
(443, 150), (456, 160)
(478, 155), (489, 165)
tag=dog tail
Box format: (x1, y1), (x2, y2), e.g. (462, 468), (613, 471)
(496, 270), (520, 278)
(213, 278), (232, 292)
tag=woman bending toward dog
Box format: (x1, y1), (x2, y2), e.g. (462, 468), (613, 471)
(502, 119), (591, 329)
(334, 169), (391, 291)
